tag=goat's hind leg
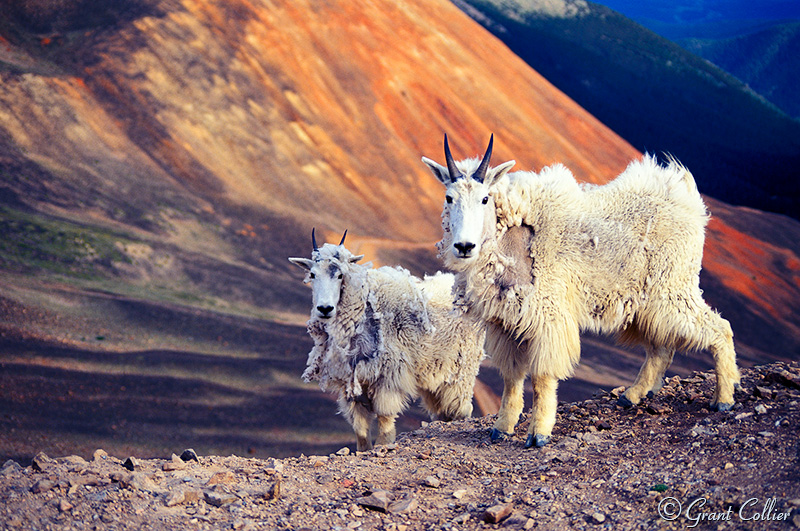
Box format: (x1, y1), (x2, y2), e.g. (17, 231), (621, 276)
(619, 345), (674, 408)
(525, 373), (558, 448)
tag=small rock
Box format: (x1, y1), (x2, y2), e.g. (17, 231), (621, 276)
(204, 489), (238, 507)
(58, 499), (73, 512)
(734, 412), (753, 421)
(755, 404), (768, 414)
(357, 490), (392, 512)
(123, 457), (141, 472)
(388, 496), (418, 513)
(610, 386), (625, 398)
(31, 479), (57, 494)
(164, 489), (201, 507)
(264, 458), (284, 475)
(591, 512), (606, 524)
(482, 503), (514, 523)
(724, 462), (734, 470)
(758, 431), (774, 437)
(180, 449), (199, 462)
(793, 514), (800, 529)
(32, 452), (53, 472)
(336, 447), (350, 456)
(453, 512), (470, 525)
(1, 459), (22, 476)
(120, 472), (160, 492)
(310, 455), (328, 467)
(423, 476), (440, 488)
(93, 449), (109, 462)
(594, 420), (612, 431)
(207, 471), (235, 485)
(453, 489), (468, 499)
(163, 454), (187, 471)
(262, 478), (281, 500)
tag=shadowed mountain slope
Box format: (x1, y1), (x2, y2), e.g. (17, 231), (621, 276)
(453, 0), (800, 219)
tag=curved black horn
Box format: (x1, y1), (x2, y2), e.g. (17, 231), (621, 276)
(473, 134), (494, 183)
(443, 134), (461, 182)
(311, 228), (319, 251)
(339, 229), (348, 246)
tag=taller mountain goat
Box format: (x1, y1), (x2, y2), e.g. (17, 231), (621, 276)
(422, 135), (740, 448)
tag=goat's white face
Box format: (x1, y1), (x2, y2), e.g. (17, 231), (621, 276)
(289, 241), (363, 320)
(422, 135), (515, 262)
(442, 178), (495, 261)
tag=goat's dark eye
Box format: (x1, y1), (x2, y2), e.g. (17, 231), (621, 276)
(309, 273), (315, 279)
(445, 196), (453, 204)
(337, 273), (343, 279)
(481, 196), (489, 204)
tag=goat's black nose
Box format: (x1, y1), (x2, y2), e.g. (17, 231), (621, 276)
(454, 242), (476, 256)
(317, 305), (334, 317)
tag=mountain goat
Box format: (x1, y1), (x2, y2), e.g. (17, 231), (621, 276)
(289, 230), (486, 451)
(422, 135), (740, 448)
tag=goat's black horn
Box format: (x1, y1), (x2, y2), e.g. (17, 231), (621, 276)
(311, 228), (319, 251)
(444, 134), (461, 182)
(474, 134), (494, 183)
(339, 230), (348, 246)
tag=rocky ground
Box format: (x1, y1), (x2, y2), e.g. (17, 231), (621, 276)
(1, 361), (799, 531)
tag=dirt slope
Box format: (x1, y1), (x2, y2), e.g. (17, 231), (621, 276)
(1, 362), (798, 530)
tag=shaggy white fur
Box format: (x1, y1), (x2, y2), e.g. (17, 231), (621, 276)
(424, 142), (740, 449)
(290, 241), (486, 451)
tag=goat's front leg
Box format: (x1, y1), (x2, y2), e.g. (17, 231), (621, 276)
(348, 402), (374, 452)
(491, 374), (525, 442)
(376, 414), (397, 446)
(525, 373), (558, 448)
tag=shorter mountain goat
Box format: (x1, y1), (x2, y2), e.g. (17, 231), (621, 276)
(289, 231), (485, 451)
(423, 135), (740, 448)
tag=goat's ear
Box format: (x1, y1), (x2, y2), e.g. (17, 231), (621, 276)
(350, 254), (365, 263)
(288, 257), (314, 270)
(421, 157), (450, 185)
(486, 160), (516, 187)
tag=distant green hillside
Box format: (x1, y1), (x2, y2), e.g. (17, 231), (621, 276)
(453, 0), (800, 219)
(681, 21), (800, 120)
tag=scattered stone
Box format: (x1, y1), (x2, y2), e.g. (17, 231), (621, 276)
(646, 403), (670, 415)
(611, 386), (626, 398)
(206, 471), (235, 485)
(163, 454), (187, 472)
(58, 499), (73, 512)
(724, 462), (734, 470)
(591, 512), (606, 524)
(262, 478), (281, 500)
(92, 449), (109, 462)
(357, 490), (392, 512)
(123, 457), (141, 472)
(452, 489), (468, 499)
(755, 404), (768, 414)
(204, 489), (239, 507)
(424, 476), (440, 488)
(31, 479), (57, 494)
(1, 459), (22, 476)
(594, 420), (612, 431)
(264, 458), (284, 475)
(336, 447), (350, 456)
(310, 456), (328, 467)
(482, 503), (514, 523)
(388, 496), (417, 513)
(735, 412), (753, 421)
(31, 452), (53, 472)
(165, 488), (201, 507)
(179, 449), (199, 462)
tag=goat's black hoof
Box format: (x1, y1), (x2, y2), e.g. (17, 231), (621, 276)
(617, 395), (634, 409)
(713, 402), (733, 412)
(525, 434), (550, 448)
(490, 428), (512, 443)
